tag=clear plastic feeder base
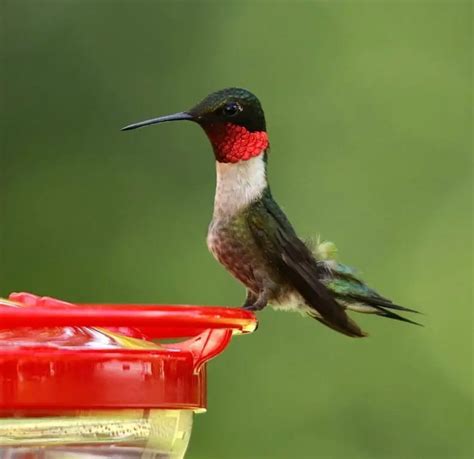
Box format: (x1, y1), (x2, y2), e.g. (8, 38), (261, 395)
(0, 409), (193, 459)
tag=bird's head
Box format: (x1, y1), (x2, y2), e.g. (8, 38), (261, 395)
(122, 88), (269, 163)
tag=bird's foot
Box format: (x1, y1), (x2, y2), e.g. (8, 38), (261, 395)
(241, 289), (269, 312)
(242, 297), (268, 312)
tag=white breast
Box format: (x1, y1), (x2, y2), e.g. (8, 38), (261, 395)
(213, 155), (267, 219)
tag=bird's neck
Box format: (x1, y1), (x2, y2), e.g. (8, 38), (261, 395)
(213, 153), (268, 219)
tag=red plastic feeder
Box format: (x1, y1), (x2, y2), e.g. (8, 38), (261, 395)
(0, 292), (257, 458)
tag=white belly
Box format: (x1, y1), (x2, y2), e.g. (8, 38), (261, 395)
(271, 291), (317, 316)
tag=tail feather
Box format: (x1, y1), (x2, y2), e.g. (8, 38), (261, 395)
(344, 293), (420, 315)
(313, 240), (421, 328)
(374, 306), (423, 326)
(337, 295), (423, 326)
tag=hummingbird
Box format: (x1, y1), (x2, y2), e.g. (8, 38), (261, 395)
(122, 88), (420, 337)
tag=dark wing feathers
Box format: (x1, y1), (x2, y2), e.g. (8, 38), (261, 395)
(276, 227), (367, 337)
(247, 196), (367, 338)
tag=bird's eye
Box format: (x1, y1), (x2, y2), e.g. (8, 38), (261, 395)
(222, 102), (241, 117)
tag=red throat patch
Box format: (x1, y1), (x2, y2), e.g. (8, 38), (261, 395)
(204, 123), (269, 163)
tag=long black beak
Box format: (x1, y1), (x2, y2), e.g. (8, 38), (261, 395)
(121, 112), (193, 131)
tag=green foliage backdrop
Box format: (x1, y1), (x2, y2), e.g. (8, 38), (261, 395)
(1, 1), (472, 458)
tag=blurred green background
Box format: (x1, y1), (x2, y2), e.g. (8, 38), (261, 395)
(1, 1), (472, 458)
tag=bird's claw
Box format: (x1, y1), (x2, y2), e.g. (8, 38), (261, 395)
(242, 289), (269, 312)
(242, 302), (266, 312)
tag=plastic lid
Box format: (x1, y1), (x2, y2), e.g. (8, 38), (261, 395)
(0, 293), (257, 412)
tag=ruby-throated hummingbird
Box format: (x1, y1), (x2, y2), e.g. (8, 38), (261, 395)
(122, 88), (420, 337)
